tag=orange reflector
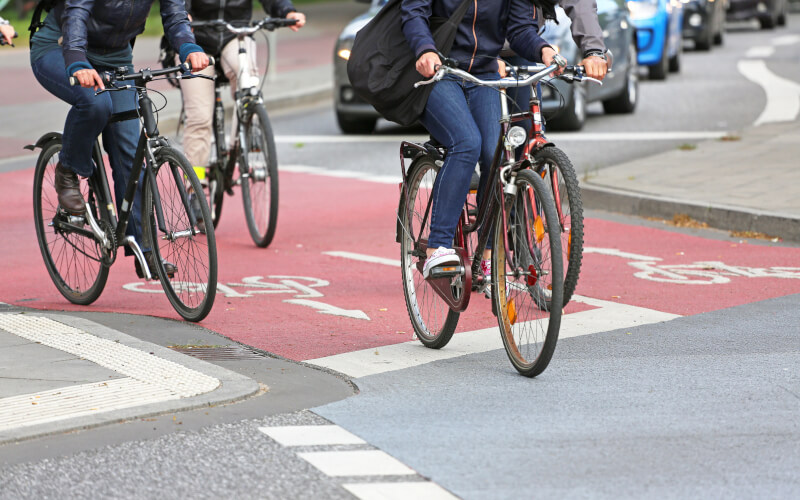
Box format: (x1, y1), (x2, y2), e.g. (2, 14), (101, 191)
(441, 267), (457, 272)
(534, 216), (545, 243)
(567, 230), (572, 260)
(508, 298), (517, 325)
(540, 169), (547, 179)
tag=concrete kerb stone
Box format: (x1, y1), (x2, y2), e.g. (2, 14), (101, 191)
(0, 311), (261, 445)
(581, 183), (800, 242)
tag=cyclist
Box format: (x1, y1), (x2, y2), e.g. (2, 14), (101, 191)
(401, 0), (564, 279)
(180, 0), (306, 203)
(30, 0), (209, 279)
(0, 16), (16, 46)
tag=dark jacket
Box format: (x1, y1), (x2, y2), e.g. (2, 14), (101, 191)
(55, 0), (196, 70)
(400, 0), (551, 74)
(186, 0), (296, 56)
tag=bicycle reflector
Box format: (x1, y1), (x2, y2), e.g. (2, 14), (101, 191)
(505, 126), (527, 149)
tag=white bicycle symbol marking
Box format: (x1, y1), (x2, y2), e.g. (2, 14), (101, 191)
(124, 275), (370, 320)
(586, 247), (800, 285)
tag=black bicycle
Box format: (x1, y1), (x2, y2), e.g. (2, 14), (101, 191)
(176, 17), (297, 248)
(28, 63), (218, 322)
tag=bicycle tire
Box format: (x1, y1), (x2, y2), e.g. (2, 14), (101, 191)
(400, 156), (459, 348)
(492, 169), (563, 377)
(207, 164), (225, 229)
(143, 147), (218, 322)
(240, 103), (278, 248)
(533, 147), (583, 306)
(33, 140), (109, 305)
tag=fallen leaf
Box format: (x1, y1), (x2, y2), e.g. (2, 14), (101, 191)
(379, 308), (388, 311)
(612, 295), (621, 299)
(625, 332), (632, 335)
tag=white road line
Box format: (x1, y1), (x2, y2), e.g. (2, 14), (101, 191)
(772, 35), (800, 46)
(258, 425), (366, 446)
(298, 450), (416, 477)
(323, 251), (401, 267)
(737, 59), (800, 125)
(0, 314), (220, 431)
(584, 247), (662, 261)
(343, 482), (459, 500)
(277, 131), (731, 144)
(281, 165), (401, 184)
(745, 46), (775, 58)
(306, 295), (679, 378)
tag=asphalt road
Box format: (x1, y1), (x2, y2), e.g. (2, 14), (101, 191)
(1, 14), (799, 500)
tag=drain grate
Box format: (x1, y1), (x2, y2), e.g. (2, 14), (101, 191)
(169, 345), (266, 361)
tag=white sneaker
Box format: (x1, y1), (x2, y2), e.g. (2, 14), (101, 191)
(423, 247), (460, 278)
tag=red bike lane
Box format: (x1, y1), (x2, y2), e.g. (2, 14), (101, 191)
(2, 165), (800, 361)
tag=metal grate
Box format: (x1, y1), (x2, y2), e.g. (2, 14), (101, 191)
(169, 345), (267, 361)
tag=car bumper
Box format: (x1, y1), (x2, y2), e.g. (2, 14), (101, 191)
(631, 15), (667, 66)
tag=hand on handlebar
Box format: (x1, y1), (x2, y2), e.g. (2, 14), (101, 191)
(286, 12), (306, 32)
(73, 68), (106, 91)
(542, 47), (566, 76)
(186, 52), (210, 72)
(416, 52), (442, 79)
(580, 55), (608, 81)
(0, 24), (16, 46)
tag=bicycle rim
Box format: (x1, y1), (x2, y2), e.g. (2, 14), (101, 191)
(33, 141), (108, 305)
(400, 157), (459, 348)
(493, 169), (563, 377)
(535, 147), (583, 306)
(240, 104), (278, 248)
(144, 147), (217, 322)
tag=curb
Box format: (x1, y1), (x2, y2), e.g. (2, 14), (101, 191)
(0, 310), (261, 445)
(581, 183), (800, 242)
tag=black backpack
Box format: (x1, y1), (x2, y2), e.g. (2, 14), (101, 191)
(28, 0), (60, 46)
(346, 0), (471, 127)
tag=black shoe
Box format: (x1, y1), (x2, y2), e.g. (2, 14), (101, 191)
(135, 252), (177, 280)
(54, 162), (86, 215)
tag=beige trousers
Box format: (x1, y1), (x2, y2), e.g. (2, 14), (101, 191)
(181, 37), (261, 168)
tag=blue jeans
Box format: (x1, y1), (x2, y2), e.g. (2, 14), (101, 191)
(420, 72), (501, 250)
(31, 48), (145, 254)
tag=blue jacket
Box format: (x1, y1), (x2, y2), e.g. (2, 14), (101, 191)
(400, 0), (551, 73)
(54, 0), (196, 71)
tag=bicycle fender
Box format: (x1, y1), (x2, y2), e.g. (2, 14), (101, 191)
(24, 132), (63, 152)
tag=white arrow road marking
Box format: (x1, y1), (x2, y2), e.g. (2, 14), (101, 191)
(737, 59), (800, 125)
(323, 251), (402, 267)
(772, 34), (800, 46)
(584, 247), (662, 261)
(284, 299), (371, 321)
(306, 295), (678, 378)
(745, 46), (775, 58)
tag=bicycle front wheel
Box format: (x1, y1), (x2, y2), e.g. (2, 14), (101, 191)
(33, 140), (109, 305)
(399, 156), (459, 348)
(240, 104), (278, 248)
(492, 169), (563, 377)
(534, 147), (583, 306)
(143, 147), (218, 322)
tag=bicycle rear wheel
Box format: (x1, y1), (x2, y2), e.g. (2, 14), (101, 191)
(33, 140), (109, 305)
(143, 147), (217, 322)
(492, 169), (563, 377)
(240, 104), (278, 248)
(400, 156), (459, 348)
(534, 147), (583, 306)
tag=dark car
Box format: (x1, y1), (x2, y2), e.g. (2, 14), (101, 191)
(682, 0), (726, 50)
(333, 0), (637, 134)
(538, 0), (638, 130)
(726, 0), (788, 29)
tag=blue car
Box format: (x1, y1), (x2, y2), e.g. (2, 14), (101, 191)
(627, 0), (684, 80)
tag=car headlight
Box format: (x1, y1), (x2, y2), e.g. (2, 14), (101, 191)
(337, 48), (352, 61)
(627, 0), (659, 20)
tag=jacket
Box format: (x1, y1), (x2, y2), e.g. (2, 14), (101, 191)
(561, 0), (605, 56)
(186, 0), (296, 56)
(55, 0), (196, 70)
(400, 0), (551, 74)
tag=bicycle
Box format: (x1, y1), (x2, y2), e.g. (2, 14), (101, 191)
(397, 60), (587, 377)
(27, 62), (218, 322)
(177, 17), (297, 248)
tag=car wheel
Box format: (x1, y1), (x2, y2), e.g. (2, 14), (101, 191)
(547, 85), (586, 131)
(648, 38), (669, 80)
(713, 28), (723, 46)
(696, 27), (713, 51)
(603, 44), (638, 114)
(668, 38), (681, 73)
(759, 12), (777, 29)
(336, 112), (377, 134)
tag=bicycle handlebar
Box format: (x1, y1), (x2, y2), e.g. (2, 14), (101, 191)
(190, 17), (297, 35)
(68, 56), (216, 87)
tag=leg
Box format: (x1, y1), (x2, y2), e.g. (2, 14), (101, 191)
(419, 78), (482, 252)
(220, 36), (259, 137)
(181, 64), (216, 170)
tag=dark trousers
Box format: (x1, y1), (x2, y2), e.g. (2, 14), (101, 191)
(32, 48), (145, 254)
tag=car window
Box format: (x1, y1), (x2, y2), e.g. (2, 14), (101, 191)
(596, 0), (621, 15)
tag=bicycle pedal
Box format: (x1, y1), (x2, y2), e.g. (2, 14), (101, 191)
(428, 265), (464, 279)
